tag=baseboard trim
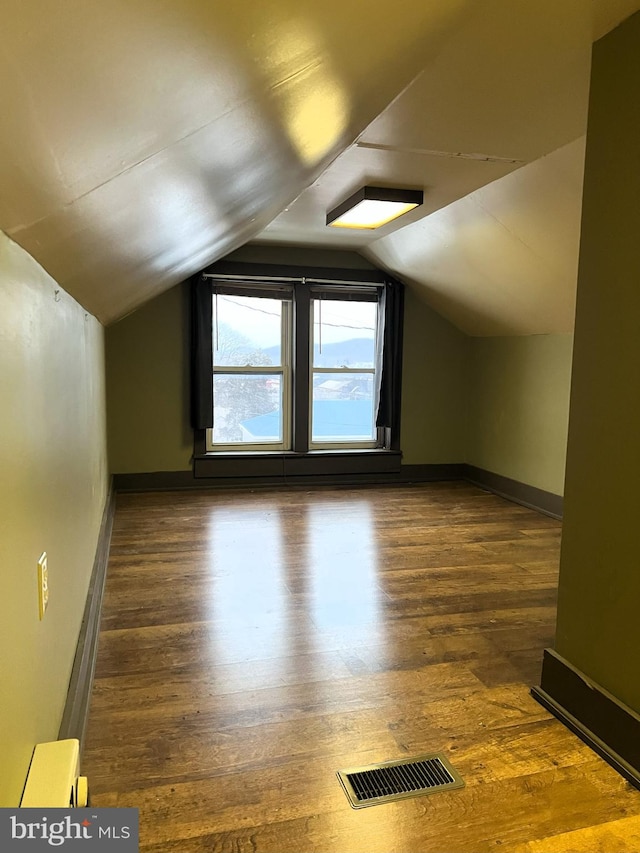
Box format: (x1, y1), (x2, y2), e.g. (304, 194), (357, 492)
(463, 465), (563, 519)
(532, 649), (640, 788)
(114, 470), (197, 491)
(399, 463), (466, 482)
(58, 479), (116, 750)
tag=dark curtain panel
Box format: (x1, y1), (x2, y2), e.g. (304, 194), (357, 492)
(190, 276), (213, 430)
(375, 278), (404, 449)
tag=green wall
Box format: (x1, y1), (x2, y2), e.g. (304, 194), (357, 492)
(401, 287), (467, 464)
(554, 11), (640, 712)
(467, 335), (573, 495)
(106, 282), (192, 473)
(0, 232), (108, 805)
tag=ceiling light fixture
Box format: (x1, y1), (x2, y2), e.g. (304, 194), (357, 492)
(326, 186), (423, 230)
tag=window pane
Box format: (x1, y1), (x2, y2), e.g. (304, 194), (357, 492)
(213, 374), (283, 444)
(311, 372), (375, 443)
(312, 299), (376, 368)
(213, 295), (283, 366)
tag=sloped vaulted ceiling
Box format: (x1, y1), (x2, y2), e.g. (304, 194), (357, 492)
(256, 0), (640, 336)
(1, 0), (640, 328)
(0, 0), (474, 323)
(364, 137), (586, 336)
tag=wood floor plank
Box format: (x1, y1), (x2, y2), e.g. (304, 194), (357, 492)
(518, 814), (640, 852)
(130, 764), (639, 853)
(83, 483), (640, 851)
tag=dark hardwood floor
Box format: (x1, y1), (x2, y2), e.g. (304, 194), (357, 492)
(83, 482), (640, 852)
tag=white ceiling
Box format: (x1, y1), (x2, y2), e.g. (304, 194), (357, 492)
(365, 137), (586, 336)
(260, 0), (593, 247)
(1, 0), (639, 331)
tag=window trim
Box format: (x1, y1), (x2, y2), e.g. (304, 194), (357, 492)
(309, 289), (380, 450)
(207, 294), (292, 451)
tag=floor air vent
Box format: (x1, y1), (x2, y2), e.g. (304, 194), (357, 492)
(337, 753), (464, 809)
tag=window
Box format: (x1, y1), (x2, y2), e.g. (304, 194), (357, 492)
(310, 292), (378, 448)
(208, 290), (291, 450)
(191, 264), (403, 477)
(207, 283), (381, 452)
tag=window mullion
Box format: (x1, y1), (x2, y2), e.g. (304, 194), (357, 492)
(282, 300), (292, 450)
(293, 286), (310, 453)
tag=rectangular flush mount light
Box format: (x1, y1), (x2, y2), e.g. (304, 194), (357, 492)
(326, 186), (423, 230)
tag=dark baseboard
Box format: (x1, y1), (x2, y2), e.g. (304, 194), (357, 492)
(463, 465), (563, 519)
(113, 470), (197, 491)
(58, 480), (116, 751)
(532, 649), (640, 788)
(399, 463), (465, 482)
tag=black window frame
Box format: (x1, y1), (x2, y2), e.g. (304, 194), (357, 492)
(191, 260), (403, 481)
